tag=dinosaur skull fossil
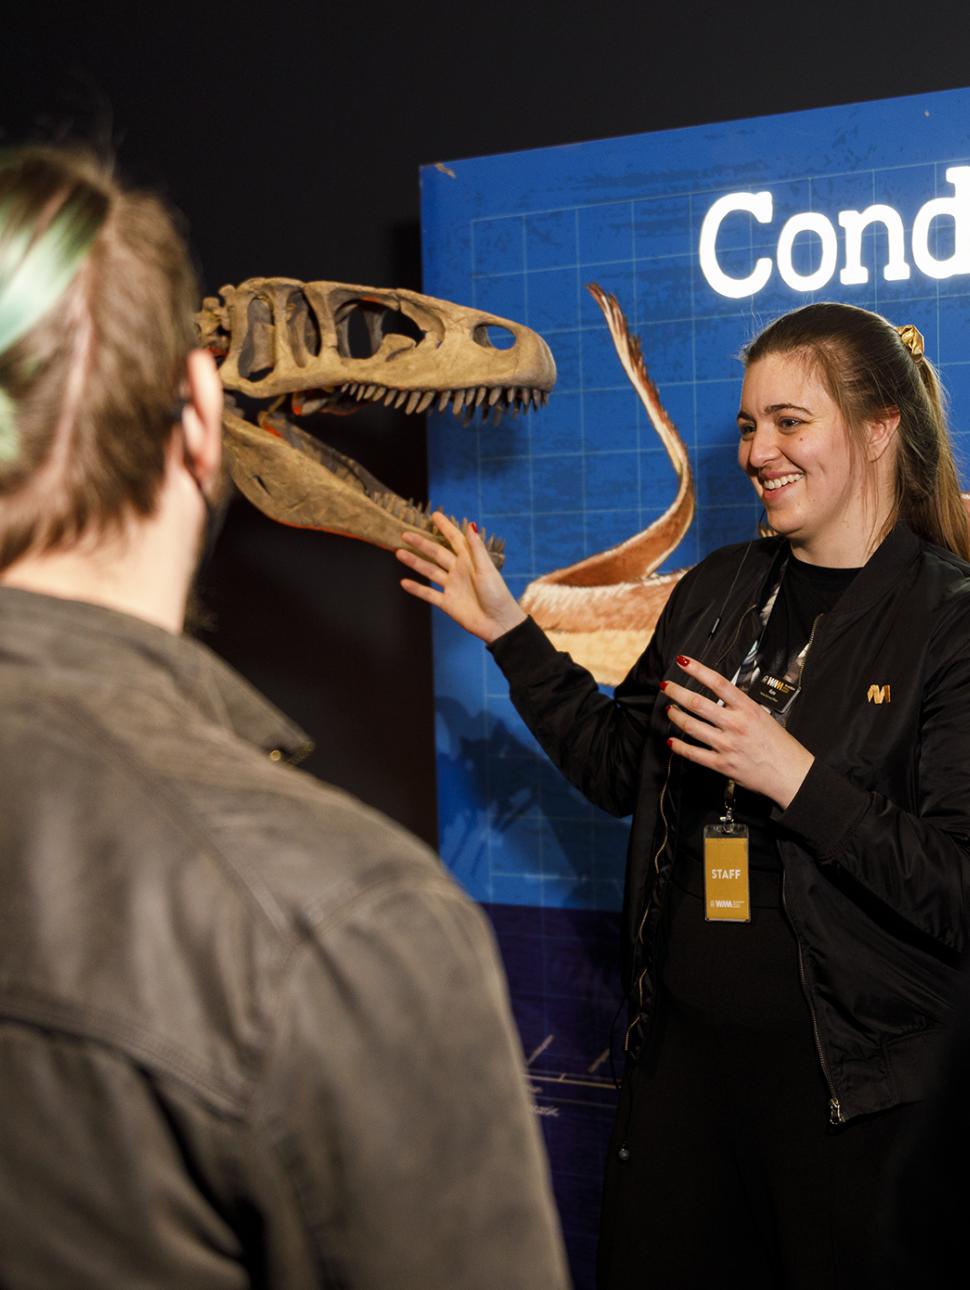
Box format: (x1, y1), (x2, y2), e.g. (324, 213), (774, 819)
(197, 278), (557, 566)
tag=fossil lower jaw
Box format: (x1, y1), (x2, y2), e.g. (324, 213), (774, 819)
(221, 402), (505, 567)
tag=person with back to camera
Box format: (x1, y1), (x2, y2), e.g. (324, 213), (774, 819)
(397, 300), (970, 1289)
(0, 145), (572, 1289)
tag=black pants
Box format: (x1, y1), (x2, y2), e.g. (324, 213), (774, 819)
(597, 873), (911, 1290)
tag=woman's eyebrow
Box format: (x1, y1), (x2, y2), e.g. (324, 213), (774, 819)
(737, 402), (814, 420)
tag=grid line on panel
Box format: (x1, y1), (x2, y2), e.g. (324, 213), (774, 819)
(471, 222), (495, 904)
(807, 171), (815, 306)
(688, 191), (700, 516)
(934, 159), (942, 377)
(575, 208), (589, 558)
(520, 216), (544, 903)
(465, 158), (968, 231)
(866, 168), (877, 311)
(630, 197), (644, 536)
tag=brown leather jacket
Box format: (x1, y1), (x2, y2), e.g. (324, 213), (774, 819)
(0, 586), (569, 1289)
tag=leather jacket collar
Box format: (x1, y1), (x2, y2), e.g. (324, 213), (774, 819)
(0, 585), (312, 763)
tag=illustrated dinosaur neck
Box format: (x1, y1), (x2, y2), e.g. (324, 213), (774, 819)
(519, 285), (695, 671)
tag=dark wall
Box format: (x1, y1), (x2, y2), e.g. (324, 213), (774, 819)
(3, 0), (967, 844)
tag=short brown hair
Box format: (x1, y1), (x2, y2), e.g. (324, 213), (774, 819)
(0, 147), (199, 571)
(744, 302), (970, 562)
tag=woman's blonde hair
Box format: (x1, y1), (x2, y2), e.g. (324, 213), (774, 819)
(745, 301), (970, 561)
(0, 147), (199, 571)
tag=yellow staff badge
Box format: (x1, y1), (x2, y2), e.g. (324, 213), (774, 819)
(704, 825), (751, 923)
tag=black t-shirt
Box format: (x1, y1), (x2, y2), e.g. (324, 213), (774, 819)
(670, 556), (860, 902)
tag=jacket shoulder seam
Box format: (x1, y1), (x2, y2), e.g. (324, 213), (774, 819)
(0, 991), (249, 1117)
(7, 690), (295, 937)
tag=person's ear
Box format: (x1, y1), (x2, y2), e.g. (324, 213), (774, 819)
(181, 348), (223, 488)
(865, 406), (900, 463)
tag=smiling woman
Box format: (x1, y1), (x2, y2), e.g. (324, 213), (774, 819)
(741, 301), (970, 565)
(736, 354), (895, 567)
(397, 299), (970, 1289)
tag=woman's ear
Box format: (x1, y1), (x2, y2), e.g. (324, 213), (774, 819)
(865, 406), (900, 462)
(181, 348), (223, 488)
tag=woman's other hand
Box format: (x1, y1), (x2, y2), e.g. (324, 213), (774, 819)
(396, 512), (527, 644)
(663, 656), (815, 810)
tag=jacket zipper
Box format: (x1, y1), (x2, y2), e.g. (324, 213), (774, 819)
(782, 871), (844, 1125)
(781, 612), (845, 1126)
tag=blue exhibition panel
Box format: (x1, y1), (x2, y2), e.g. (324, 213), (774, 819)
(421, 88), (970, 915)
(421, 90), (970, 1288)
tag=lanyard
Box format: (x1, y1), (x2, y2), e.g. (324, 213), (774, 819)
(721, 567), (823, 819)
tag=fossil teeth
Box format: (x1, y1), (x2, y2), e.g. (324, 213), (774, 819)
(488, 387), (501, 407)
(475, 385), (487, 407)
(454, 389), (467, 413)
(405, 391), (422, 414)
(541, 390), (550, 405)
(416, 390), (435, 414)
(364, 384), (378, 400)
(437, 390), (451, 413)
(505, 388), (516, 405)
(394, 389), (409, 409)
(490, 404), (504, 426)
(384, 388), (398, 406)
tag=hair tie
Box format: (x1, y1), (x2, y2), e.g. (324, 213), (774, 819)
(896, 323), (925, 362)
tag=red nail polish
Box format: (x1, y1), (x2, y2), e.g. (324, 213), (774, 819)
(676, 655), (690, 667)
(666, 738), (673, 748)
(469, 521), (478, 533)
(659, 680), (668, 691)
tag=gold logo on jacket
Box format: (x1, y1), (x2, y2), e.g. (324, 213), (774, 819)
(867, 684), (891, 704)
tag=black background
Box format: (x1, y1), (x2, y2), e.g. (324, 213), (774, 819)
(3, 0), (967, 844)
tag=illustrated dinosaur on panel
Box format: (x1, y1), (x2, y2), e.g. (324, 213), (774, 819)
(519, 285), (694, 685)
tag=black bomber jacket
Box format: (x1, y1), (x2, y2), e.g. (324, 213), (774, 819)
(490, 523), (970, 1124)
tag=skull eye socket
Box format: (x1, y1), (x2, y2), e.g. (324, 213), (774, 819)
(335, 301), (425, 360)
(473, 323), (516, 351)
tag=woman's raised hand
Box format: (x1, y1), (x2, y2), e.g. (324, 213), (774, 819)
(663, 655), (815, 810)
(396, 513), (527, 644)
